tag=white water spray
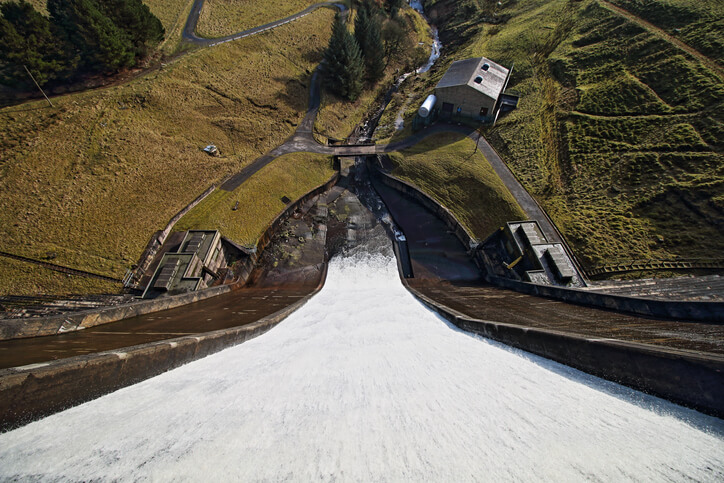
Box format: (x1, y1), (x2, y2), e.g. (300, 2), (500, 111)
(0, 249), (722, 481)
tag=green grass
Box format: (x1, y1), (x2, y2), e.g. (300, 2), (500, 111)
(606, 0), (724, 67)
(0, 8), (335, 296)
(0, 257), (120, 296)
(196, 0), (320, 38)
(388, 132), (526, 239)
(389, 0), (724, 271)
(175, 153), (335, 246)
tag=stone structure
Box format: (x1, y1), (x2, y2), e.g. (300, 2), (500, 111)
(480, 221), (585, 288)
(434, 57), (513, 122)
(142, 230), (231, 299)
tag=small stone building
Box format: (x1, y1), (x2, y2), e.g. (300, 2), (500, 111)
(434, 57), (512, 122)
(480, 221), (585, 288)
(142, 230), (230, 299)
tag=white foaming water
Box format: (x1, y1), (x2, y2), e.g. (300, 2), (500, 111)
(1, 252), (723, 481)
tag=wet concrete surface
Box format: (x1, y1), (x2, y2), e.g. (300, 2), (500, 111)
(371, 175), (480, 282)
(409, 280), (724, 355)
(0, 285), (317, 370)
(0, 162), (382, 371)
(367, 164), (724, 356)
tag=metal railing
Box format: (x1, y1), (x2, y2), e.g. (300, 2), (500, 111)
(588, 258), (724, 277)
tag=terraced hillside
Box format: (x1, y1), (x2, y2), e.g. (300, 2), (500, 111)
(413, 0), (723, 272)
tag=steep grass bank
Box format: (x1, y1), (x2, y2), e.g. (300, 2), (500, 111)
(388, 132), (525, 238)
(176, 153), (334, 247)
(0, 8), (335, 296)
(387, 0), (723, 271)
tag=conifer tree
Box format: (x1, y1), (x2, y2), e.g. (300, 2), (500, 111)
(354, 1), (385, 83)
(99, 0), (164, 58)
(48, 0), (135, 73)
(0, 1), (75, 87)
(323, 14), (364, 101)
(387, 0), (404, 18)
(354, 1), (371, 56)
(364, 15), (386, 82)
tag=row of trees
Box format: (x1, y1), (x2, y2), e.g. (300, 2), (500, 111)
(0, 0), (164, 89)
(323, 0), (421, 101)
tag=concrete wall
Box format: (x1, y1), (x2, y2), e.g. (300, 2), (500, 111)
(487, 275), (724, 323)
(405, 282), (724, 419)
(0, 264), (328, 432)
(373, 163), (724, 323)
(0, 172), (340, 342)
(435, 85), (496, 119)
(373, 168), (480, 253)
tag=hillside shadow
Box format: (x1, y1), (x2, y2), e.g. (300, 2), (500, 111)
(273, 74), (310, 114)
(380, 123), (475, 157)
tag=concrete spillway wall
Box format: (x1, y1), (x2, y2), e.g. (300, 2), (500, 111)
(372, 163), (723, 323)
(406, 283), (724, 418)
(0, 265), (328, 432)
(376, 163), (724, 416)
(0, 172), (340, 342)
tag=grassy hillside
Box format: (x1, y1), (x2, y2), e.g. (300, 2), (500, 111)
(176, 153), (335, 246)
(388, 132), (526, 238)
(0, 8), (335, 296)
(401, 0), (723, 271)
(606, 0), (724, 68)
(196, 0), (320, 38)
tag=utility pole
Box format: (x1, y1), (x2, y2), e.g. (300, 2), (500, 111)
(24, 64), (53, 108)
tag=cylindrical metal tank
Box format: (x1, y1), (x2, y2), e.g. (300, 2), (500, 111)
(418, 94), (437, 118)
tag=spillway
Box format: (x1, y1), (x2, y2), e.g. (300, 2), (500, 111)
(1, 243), (723, 480)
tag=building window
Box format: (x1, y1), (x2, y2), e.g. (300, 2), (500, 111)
(474, 75), (483, 84)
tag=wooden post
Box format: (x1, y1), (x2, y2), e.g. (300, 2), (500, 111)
(23, 64), (53, 108)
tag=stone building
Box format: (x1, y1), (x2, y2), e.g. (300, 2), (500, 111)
(434, 57), (513, 122)
(142, 230), (231, 298)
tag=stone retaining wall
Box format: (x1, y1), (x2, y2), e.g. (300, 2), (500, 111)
(0, 172), (340, 341)
(405, 282), (724, 418)
(0, 264), (328, 432)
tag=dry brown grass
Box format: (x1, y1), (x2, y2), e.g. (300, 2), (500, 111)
(145, 0), (196, 53)
(0, 8), (335, 296)
(196, 0), (320, 38)
(0, 0), (47, 14)
(176, 153), (335, 246)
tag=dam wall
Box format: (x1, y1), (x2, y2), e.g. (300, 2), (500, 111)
(0, 265), (328, 432)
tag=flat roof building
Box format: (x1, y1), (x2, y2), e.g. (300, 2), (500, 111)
(142, 230), (229, 299)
